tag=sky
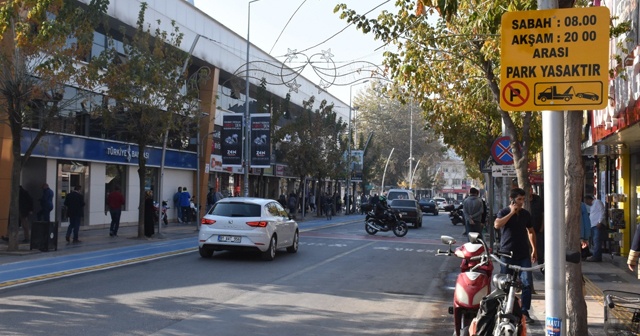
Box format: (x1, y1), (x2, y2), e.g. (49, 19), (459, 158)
(193, 0), (397, 104)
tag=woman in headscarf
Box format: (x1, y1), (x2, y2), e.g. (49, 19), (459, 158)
(144, 190), (155, 238)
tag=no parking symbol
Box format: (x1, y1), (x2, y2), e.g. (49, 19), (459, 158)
(502, 81), (530, 108)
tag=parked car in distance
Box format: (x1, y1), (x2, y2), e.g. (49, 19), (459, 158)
(387, 189), (416, 201)
(433, 197), (448, 210)
(389, 199), (423, 228)
(198, 197), (299, 261)
(418, 199), (439, 215)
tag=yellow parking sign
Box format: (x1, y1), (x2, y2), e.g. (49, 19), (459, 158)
(500, 7), (610, 111)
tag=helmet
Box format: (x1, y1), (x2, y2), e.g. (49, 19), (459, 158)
(379, 196), (387, 203)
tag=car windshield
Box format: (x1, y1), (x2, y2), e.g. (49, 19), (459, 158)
(420, 199), (434, 203)
(210, 202), (261, 217)
(391, 200), (416, 207)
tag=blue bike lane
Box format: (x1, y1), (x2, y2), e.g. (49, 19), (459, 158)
(0, 216), (361, 290)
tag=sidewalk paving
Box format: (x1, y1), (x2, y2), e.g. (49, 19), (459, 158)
(529, 254), (639, 335)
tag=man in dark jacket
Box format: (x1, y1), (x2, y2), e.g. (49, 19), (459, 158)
(19, 186), (34, 243)
(288, 192), (298, 216)
(37, 183), (54, 222)
(64, 185), (85, 243)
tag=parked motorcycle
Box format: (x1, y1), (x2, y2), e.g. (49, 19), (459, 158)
(365, 209), (408, 237)
(449, 204), (464, 225)
(153, 200), (169, 226)
(437, 234), (494, 336)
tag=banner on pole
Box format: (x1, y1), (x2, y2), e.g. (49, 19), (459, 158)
(221, 114), (243, 167)
(250, 113), (271, 168)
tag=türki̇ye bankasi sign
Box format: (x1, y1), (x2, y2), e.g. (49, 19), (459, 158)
(500, 7), (609, 111)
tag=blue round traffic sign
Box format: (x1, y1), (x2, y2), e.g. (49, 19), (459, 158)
(491, 136), (514, 165)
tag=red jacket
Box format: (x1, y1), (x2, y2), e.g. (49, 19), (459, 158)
(107, 191), (125, 210)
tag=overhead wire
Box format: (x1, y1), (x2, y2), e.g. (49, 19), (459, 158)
(268, 0), (308, 55)
(294, 0), (392, 55)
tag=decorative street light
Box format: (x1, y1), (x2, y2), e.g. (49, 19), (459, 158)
(347, 80), (368, 214)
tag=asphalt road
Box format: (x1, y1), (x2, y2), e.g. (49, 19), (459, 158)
(0, 212), (466, 336)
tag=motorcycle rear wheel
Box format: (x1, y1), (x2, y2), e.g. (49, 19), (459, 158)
(393, 221), (408, 237)
(365, 221), (378, 235)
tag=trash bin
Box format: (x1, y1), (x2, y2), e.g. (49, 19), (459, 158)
(30, 221), (58, 252)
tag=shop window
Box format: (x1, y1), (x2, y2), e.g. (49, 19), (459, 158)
(106, 164), (127, 211)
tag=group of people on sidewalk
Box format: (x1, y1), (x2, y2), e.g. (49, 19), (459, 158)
(486, 185), (640, 326)
(7, 183), (55, 244)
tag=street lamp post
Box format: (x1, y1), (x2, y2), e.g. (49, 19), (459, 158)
(347, 80), (368, 214)
(244, 0), (261, 197)
(408, 99), (413, 190)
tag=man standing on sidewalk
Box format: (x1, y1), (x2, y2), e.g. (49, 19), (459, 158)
(179, 187), (191, 224)
(106, 186), (125, 237)
(494, 187), (537, 324)
(173, 187), (183, 223)
(19, 186), (34, 243)
(585, 195), (605, 262)
(37, 183), (54, 222)
(64, 186), (85, 243)
(462, 188), (484, 240)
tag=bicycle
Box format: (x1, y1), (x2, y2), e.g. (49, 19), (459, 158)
(604, 290), (640, 335)
(464, 232), (580, 336)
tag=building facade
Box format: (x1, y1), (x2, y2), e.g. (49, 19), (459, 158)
(0, 0), (349, 236)
(436, 159), (474, 202)
(582, 0), (640, 256)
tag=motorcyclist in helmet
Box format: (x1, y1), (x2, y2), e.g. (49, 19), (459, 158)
(374, 195), (391, 226)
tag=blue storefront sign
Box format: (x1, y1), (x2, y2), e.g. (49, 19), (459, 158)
(21, 129), (196, 169)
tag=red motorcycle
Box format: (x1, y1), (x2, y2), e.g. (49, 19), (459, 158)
(437, 234), (494, 336)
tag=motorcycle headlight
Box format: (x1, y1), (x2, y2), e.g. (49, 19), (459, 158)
(492, 274), (510, 290)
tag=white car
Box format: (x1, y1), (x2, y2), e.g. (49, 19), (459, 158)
(433, 197), (448, 210)
(198, 197), (299, 261)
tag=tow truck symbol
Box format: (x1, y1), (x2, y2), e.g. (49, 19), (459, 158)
(537, 86), (574, 102)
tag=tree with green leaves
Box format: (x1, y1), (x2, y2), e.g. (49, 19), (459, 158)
(353, 82), (446, 191)
(90, 3), (203, 238)
(274, 96), (347, 205)
(335, 0), (541, 194)
(0, 0), (108, 251)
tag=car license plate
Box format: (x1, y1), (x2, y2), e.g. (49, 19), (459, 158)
(401, 212), (408, 215)
(218, 235), (241, 243)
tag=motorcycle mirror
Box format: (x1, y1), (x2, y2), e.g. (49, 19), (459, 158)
(468, 232), (480, 243)
(440, 235), (456, 245)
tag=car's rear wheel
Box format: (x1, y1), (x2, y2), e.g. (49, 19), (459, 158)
(199, 246), (213, 258)
(287, 231), (299, 253)
(261, 235), (277, 261)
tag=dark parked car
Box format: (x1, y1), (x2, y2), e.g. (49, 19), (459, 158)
(389, 199), (423, 228)
(418, 199), (439, 215)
